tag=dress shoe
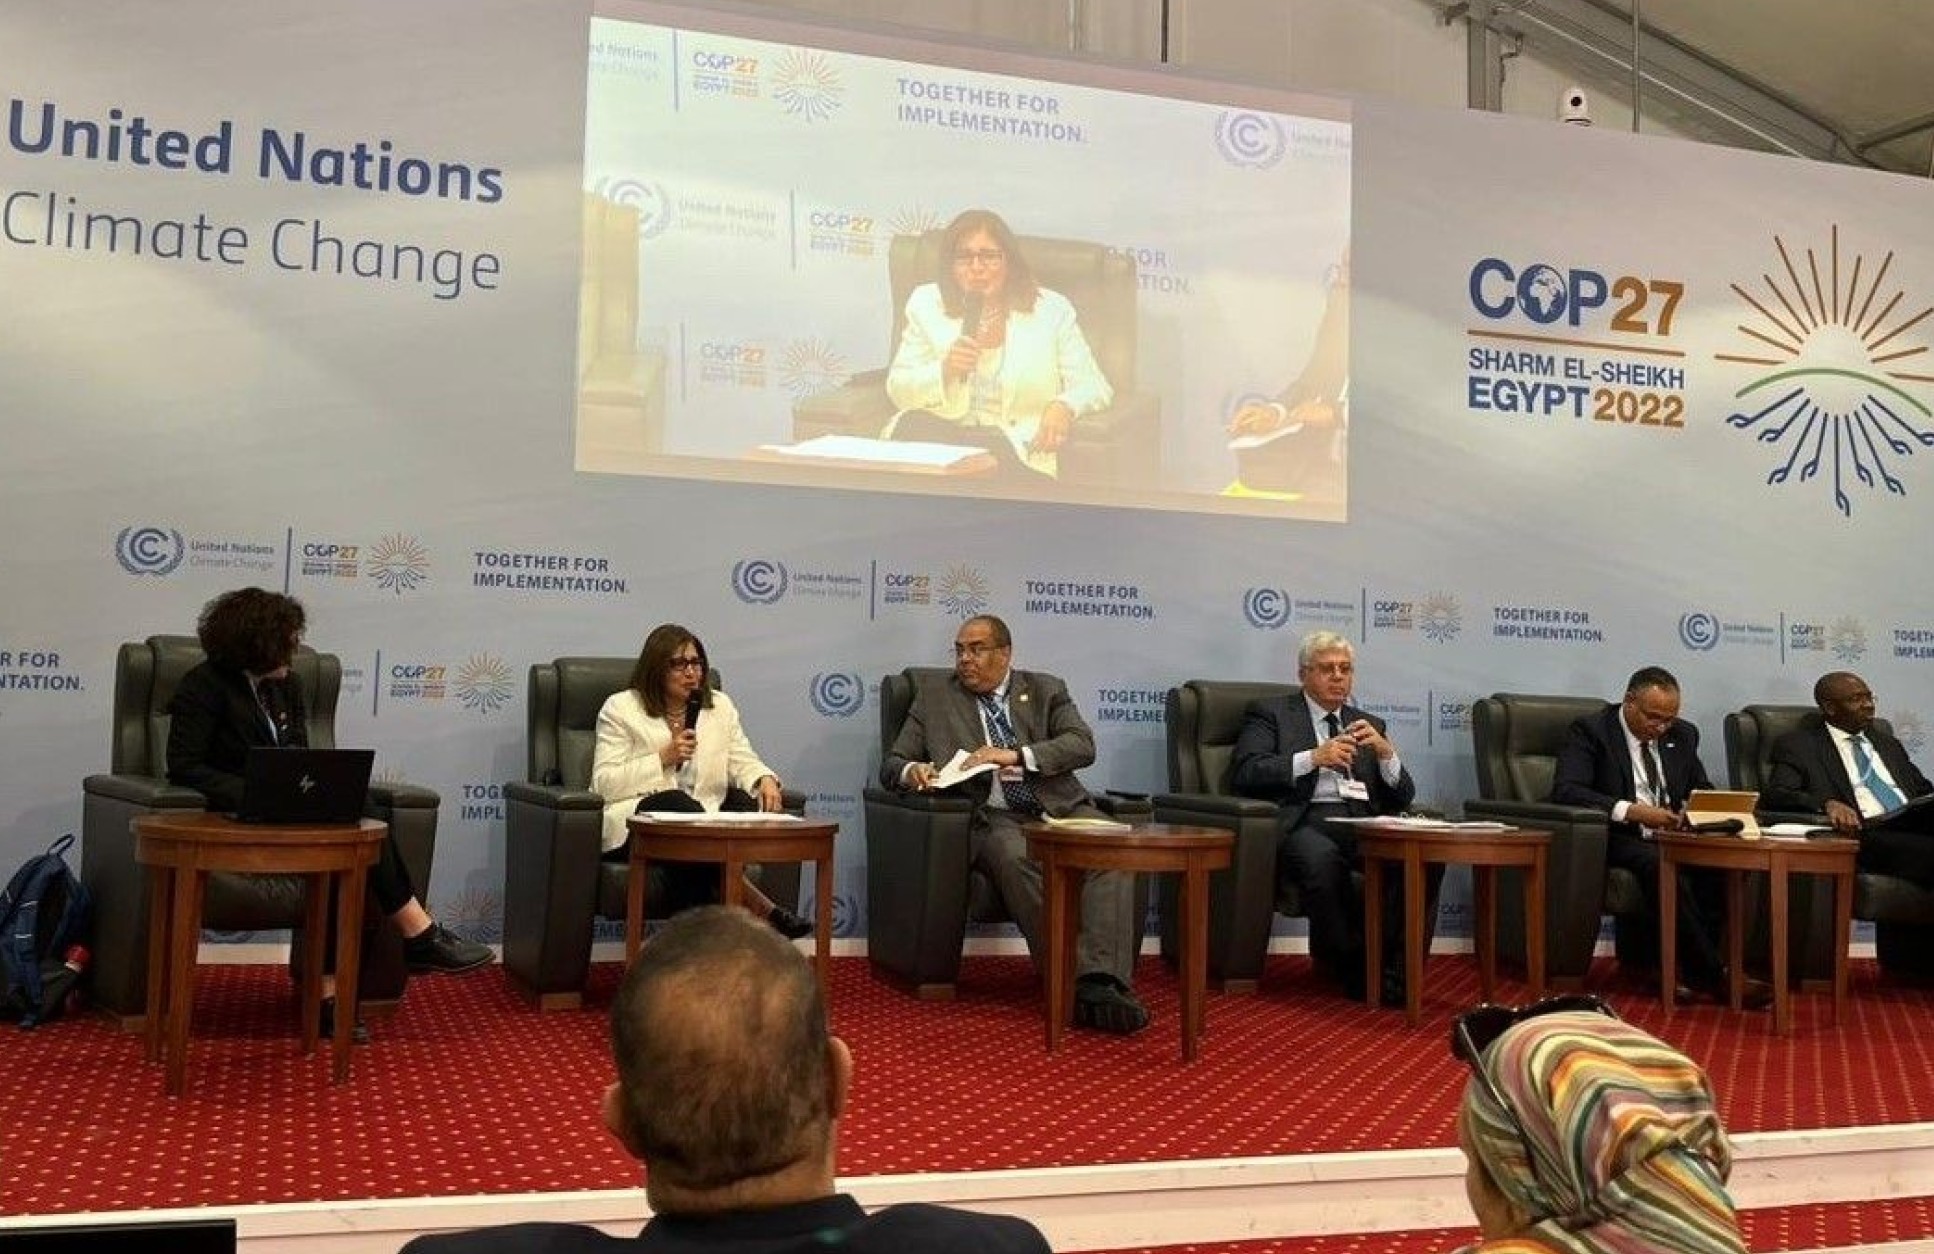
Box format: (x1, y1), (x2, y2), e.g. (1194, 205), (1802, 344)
(1073, 977), (1151, 1035)
(1736, 977), (1775, 1011)
(404, 922), (493, 974)
(766, 906), (814, 940)
(318, 999), (371, 1046)
(1378, 970), (1411, 1008)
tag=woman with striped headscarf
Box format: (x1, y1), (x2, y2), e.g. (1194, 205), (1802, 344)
(1453, 1004), (1746, 1254)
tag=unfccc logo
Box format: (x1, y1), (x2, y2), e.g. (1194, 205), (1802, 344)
(1242, 587), (1292, 630)
(115, 525), (185, 577)
(1214, 111), (1286, 170)
(731, 558), (788, 605)
(1678, 612), (1720, 652)
(809, 671), (863, 718)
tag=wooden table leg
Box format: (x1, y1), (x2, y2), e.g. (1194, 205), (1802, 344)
(1831, 866), (1853, 1028)
(720, 857), (746, 909)
(1362, 856), (1384, 1011)
(1473, 866), (1496, 1001)
(625, 850), (649, 965)
(299, 871), (329, 1055)
(1659, 854), (1679, 1012)
(165, 869), (206, 1098)
(1725, 869), (1746, 1012)
(813, 855), (834, 994)
(1402, 849), (1425, 1026)
(330, 864), (367, 1085)
(1525, 847), (1547, 1000)
(1182, 861), (1209, 1061)
(143, 864), (172, 1066)
(1042, 854), (1068, 1052)
(1769, 861), (1791, 1036)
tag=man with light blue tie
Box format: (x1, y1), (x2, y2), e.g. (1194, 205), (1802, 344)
(880, 614), (1148, 1034)
(1764, 671), (1934, 891)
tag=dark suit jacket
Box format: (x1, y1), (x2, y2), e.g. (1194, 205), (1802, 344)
(1550, 704), (1711, 838)
(399, 1194), (1051, 1254)
(878, 668), (1100, 818)
(166, 660), (308, 812)
(1762, 715), (1933, 815)
(1228, 693), (1414, 829)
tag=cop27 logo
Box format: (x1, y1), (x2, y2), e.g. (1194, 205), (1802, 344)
(808, 672), (863, 718)
(1242, 587), (1292, 630)
(731, 558), (788, 605)
(115, 525), (185, 576)
(1718, 228), (1934, 517)
(771, 49), (843, 122)
(454, 654), (515, 715)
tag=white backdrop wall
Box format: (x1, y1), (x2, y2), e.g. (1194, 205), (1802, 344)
(3, 0), (1931, 949)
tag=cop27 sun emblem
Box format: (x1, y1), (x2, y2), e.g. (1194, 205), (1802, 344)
(1717, 226), (1934, 517)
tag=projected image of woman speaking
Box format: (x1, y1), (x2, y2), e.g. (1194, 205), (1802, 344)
(885, 208), (1112, 481)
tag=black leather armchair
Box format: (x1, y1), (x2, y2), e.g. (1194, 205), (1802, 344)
(1149, 680), (1299, 993)
(79, 635), (440, 1027)
(1726, 704), (1934, 980)
(501, 657), (802, 1009)
(1463, 693), (1643, 986)
(862, 667), (1149, 1000)
(791, 230), (1160, 489)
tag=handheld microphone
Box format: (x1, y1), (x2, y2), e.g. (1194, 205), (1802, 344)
(960, 292), (984, 341)
(682, 692), (703, 735)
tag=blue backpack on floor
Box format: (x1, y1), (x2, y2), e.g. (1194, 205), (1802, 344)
(0, 833), (92, 1028)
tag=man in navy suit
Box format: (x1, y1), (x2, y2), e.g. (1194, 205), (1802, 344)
(403, 907), (1050, 1254)
(1550, 665), (1765, 1005)
(1763, 671), (1934, 889)
(1230, 630), (1425, 1001)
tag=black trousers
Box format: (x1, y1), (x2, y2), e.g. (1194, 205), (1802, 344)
(1278, 806), (1442, 992)
(1607, 829), (1728, 987)
(602, 788), (758, 917)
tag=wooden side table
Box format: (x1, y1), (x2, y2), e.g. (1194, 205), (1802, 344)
(1656, 832), (1857, 1034)
(1023, 822), (1233, 1061)
(1355, 823), (1550, 1025)
(625, 816), (838, 991)
(134, 812), (385, 1096)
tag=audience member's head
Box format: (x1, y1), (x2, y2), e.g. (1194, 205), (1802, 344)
(196, 587), (306, 677)
(1452, 1002), (1742, 1254)
(603, 906), (849, 1215)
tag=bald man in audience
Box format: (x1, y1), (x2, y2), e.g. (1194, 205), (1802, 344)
(403, 907), (1050, 1253)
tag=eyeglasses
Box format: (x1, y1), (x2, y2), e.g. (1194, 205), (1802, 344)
(952, 248), (1005, 266)
(1451, 994), (1616, 1120)
(667, 656), (705, 672)
(952, 641), (1004, 660)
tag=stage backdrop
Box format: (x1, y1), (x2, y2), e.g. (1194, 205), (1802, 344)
(2, 0), (1931, 951)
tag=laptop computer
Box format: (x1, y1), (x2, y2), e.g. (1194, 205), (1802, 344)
(1683, 789), (1759, 837)
(234, 747), (374, 824)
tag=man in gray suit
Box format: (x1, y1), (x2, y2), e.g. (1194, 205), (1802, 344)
(880, 613), (1148, 1034)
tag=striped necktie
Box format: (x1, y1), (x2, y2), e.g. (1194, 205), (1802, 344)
(977, 693), (1042, 815)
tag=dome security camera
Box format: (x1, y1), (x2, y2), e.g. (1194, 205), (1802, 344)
(1560, 85), (1593, 126)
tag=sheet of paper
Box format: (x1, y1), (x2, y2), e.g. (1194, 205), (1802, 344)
(636, 810), (803, 824)
(757, 434), (984, 468)
(932, 749), (997, 789)
(1040, 815), (1134, 832)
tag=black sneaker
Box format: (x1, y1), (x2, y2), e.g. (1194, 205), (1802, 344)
(318, 999), (371, 1046)
(404, 922), (493, 974)
(1072, 977), (1151, 1035)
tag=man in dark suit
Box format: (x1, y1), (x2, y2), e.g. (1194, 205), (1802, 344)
(1229, 630), (1426, 1001)
(1763, 671), (1934, 889)
(402, 907), (1049, 1254)
(1550, 665), (1764, 1005)
(880, 613), (1147, 1034)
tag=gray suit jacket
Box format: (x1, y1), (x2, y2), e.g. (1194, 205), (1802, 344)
(879, 668), (1101, 818)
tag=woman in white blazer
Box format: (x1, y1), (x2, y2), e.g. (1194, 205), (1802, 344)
(886, 208), (1112, 480)
(592, 623), (809, 937)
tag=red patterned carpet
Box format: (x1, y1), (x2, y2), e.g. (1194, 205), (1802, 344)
(4, 953), (1933, 1216)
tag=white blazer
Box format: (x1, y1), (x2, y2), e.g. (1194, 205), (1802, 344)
(591, 689), (778, 853)
(885, 283), (1113, 477)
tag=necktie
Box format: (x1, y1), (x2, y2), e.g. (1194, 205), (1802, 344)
(1640, 741), (1666, 805)
(977, 693), (1043, 815)
(257, 682), (285, 745)
(1324, 712), (1341, 740)
(1852, 734), (1906, 812)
